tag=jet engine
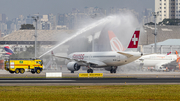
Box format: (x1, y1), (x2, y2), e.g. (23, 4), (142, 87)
(67, 62), (81, 71)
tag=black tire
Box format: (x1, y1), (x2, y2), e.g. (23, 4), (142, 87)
(71, 71), (74, 73)
(87, 69), (90, 73)
(20, 69), (25, 74)
(15, 69), (20, 74)
(31, 71), (35, 74)
(36, 68), (41, 74)
(113, 69), (116, 73)
(9, 71), (14, 74)
(90, 69), (93, 73)
(31, 69), (35, 74)
(110, 69), (113, 73)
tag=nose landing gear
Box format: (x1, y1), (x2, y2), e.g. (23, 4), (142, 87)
(87, 65), (93, 73)
(87, 69), (93, 73)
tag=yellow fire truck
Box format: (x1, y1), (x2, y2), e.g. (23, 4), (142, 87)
(4, 58), (43, 74)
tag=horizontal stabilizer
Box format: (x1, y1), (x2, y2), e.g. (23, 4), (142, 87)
(117, 52), (133, 58)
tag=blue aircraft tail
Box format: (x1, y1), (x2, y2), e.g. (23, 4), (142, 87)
(4, 46), (13, 55)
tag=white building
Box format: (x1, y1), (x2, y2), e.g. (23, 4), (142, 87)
(155, 0), (180, 23)
(155, 0), (170, 23)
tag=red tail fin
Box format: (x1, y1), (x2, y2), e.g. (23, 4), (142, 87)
(51, 51), (54, 56)
(127, 30), (140, 48)
(167, 52), (171, 55)
(108, 31), (125, 51)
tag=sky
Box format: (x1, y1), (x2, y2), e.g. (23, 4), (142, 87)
(0, 0), (154, 20)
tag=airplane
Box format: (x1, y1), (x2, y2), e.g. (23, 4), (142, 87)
(108, 29), (179, 72)
(0, 45), (14, 55)
(53, 29), (142, 73)
(134, 53), (178, 71)
(4, 46), (14, 55)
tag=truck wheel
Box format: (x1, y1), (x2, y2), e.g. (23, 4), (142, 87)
(20, 69), (25, 74)
(31, 71), (35, 74)
(15, 69), (19, 74)
(36, 69), (41, 74)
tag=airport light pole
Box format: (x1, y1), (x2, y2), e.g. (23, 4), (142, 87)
(32, 16), (39, 59)
(152, 12), (159, 53)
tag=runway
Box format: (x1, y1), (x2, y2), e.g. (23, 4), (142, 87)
(1, 70), (180, 85)
(1, 78), (180, 84)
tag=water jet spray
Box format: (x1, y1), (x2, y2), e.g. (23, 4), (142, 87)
(39, 16), (114, 58)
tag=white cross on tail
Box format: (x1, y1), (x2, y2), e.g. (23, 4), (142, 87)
(132, 34), (138, 45)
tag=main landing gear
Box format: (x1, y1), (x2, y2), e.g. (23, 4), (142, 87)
(110, 66), (117, 73)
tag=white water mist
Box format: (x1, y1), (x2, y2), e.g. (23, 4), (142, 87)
(39, 16), (114, 58)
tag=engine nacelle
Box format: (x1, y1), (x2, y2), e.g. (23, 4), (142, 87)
(67, 62), (80, 71)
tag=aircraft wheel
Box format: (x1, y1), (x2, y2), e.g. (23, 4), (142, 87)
(71, 71), (74, 73)
(113, 69), (116, 73)
(87, 69), (90, 73)
(90, 69), (93, 73)
(15, 69), (20, 74)
(110, 69), (113, 73)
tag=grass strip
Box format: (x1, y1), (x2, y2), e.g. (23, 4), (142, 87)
(0, 85), (179, 101)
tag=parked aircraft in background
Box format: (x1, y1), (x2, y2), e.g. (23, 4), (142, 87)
(4, 46), (14, 55)
(53, 29), (141, 73)
(134, 53), (177, 71)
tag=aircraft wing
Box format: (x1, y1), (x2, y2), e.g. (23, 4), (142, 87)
(85, 60), (107, 66)
(161, 60), (177, 67)
(53, 55), (106, 66)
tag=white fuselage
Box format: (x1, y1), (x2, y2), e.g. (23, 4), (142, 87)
(66, 51), (142, 68)
(135, 54), (177, 69)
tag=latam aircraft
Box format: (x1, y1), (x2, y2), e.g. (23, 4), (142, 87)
(108, 31), (179, 71)
(3, 46), (14, 55)
(53, 29), (142, 73)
